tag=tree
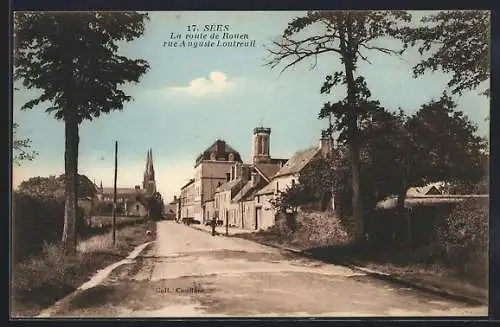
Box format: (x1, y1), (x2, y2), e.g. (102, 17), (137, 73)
(405, 93), (487, 194)
(270, 156), (336, 214)
(14, 12), (150, 253)
(17, 174), (98, 199)
(402, 10), (490, 96)
(13, 123), (38, 166)
(362, 94), (487, 214)
(266, 11), (411, 243)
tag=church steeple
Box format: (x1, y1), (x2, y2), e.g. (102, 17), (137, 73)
(143, 148), (156, 194)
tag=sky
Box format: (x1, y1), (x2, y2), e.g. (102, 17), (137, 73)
(12, 11), (490, 202)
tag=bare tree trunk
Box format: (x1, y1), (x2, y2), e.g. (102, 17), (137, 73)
(62, 110), (79, 254)
(340, 16), (364, 243)
(350, 139), (364, 243)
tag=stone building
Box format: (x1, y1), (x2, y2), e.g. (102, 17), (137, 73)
(209, 127), (287, 227)
(178, 127), (334, 230)
(180, 178), (195, 219)
(180, 139), (243, 221)
(213, 163), (251, 226)
(94, 148), (157, 217)
(253, 137), (333, 230)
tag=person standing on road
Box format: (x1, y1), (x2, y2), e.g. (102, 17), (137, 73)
(211, 216), (217, 236)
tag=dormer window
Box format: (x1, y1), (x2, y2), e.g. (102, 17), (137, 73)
(210, 152), (216, 160)
(228, 153), (235, 161)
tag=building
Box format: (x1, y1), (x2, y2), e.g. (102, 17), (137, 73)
(253, 137), (333, 230)
(181, 139), (243, 221)
(231, 166), (271, 229)
(163, 197), (178, 220)
(94, 148), (157, 217)
(213, 163), (251, 226)
(201, 126), (288, 227)
(177, 127), (334, 230)
(180, 178), (195, 219)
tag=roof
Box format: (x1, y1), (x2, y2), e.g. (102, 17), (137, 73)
(407, 182), (445, 197)
(195, 139), (242, 166)
(232, 168), (269, 202)
(216, 177), (245, 192)
(255, 162), (283, 180)
(255, 180), (276, 196)
(273, 147), (320, 178)
(101, 187), (142, 195)
(181, 178), (195, 190)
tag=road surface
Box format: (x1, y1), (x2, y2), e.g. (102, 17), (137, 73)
(47, 221), (487, 317)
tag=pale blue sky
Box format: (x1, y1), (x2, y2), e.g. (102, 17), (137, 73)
(12, 11), (490, 201)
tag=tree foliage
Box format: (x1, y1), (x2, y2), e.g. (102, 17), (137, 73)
(402, 10), (490, 96)
(14, 12), (150, 121)
(275, 95), (488, 220)
(270, 156), (336, 214)
(266, 10), (411, 243)
(13, 123), (38, 166)
(14, 12), (150, 252)
(18, 174), (98, 199)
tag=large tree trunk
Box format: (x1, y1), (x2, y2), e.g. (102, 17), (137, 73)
(341, 16), (364, 243)
(349, 139), (364, 243)
(62, 109), (79, 254)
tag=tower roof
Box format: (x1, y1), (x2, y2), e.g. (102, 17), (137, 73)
(253, 127), (271, 134)
(144, 148), (155, 180)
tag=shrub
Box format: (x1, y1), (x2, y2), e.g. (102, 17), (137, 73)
(437, 197), (488, 283)
(12, 192), (87, 262)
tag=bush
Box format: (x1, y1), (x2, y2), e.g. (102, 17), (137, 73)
(437, 198), (488, 283)
(12, 192), (87, 262)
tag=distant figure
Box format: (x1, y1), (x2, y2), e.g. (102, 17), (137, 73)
(211, 217), (217, 236)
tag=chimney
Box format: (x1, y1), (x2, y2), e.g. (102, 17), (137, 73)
(319, 136), (333, 158)
(216, 139), (225, 154)
(251, 172), (260, 186)
(234, 164), (245, 179)
(241, 165), (250, 180)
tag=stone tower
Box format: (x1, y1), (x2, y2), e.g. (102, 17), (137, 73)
(252, 127), (271, 164)
(143, 148), (156, 194)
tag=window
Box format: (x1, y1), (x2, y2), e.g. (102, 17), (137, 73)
(136, 204), (140, 211)
(292, 179), (296, 186)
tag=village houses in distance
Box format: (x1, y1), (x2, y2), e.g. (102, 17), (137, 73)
(173, 126), (334, 230)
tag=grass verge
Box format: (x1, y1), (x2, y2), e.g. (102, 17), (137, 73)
(11, 219), (157, 317)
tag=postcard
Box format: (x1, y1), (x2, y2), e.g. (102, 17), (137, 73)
(11, 10), (490, 318)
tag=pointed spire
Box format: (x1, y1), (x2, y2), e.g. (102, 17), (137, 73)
(148, 148), (155, 177)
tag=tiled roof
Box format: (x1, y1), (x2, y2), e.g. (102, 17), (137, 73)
(406, 182), (445, 197)
(101, 187), (142, 195)
(273, 147), (320, 178)
(216, 177), (245, 192)
(233, 178), (269, 202)
(195, 139), (242, 165)
(232, 167), (269, 202)
(255, 181), (276, 195)
(255, 162), (283, 180)
(181, 179), (195, 190)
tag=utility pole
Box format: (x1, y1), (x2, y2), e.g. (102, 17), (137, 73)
(112, 141), (118, 245)
(225, 210), (229, 236)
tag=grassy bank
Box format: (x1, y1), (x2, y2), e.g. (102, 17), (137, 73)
(11, 219), (157, 317)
